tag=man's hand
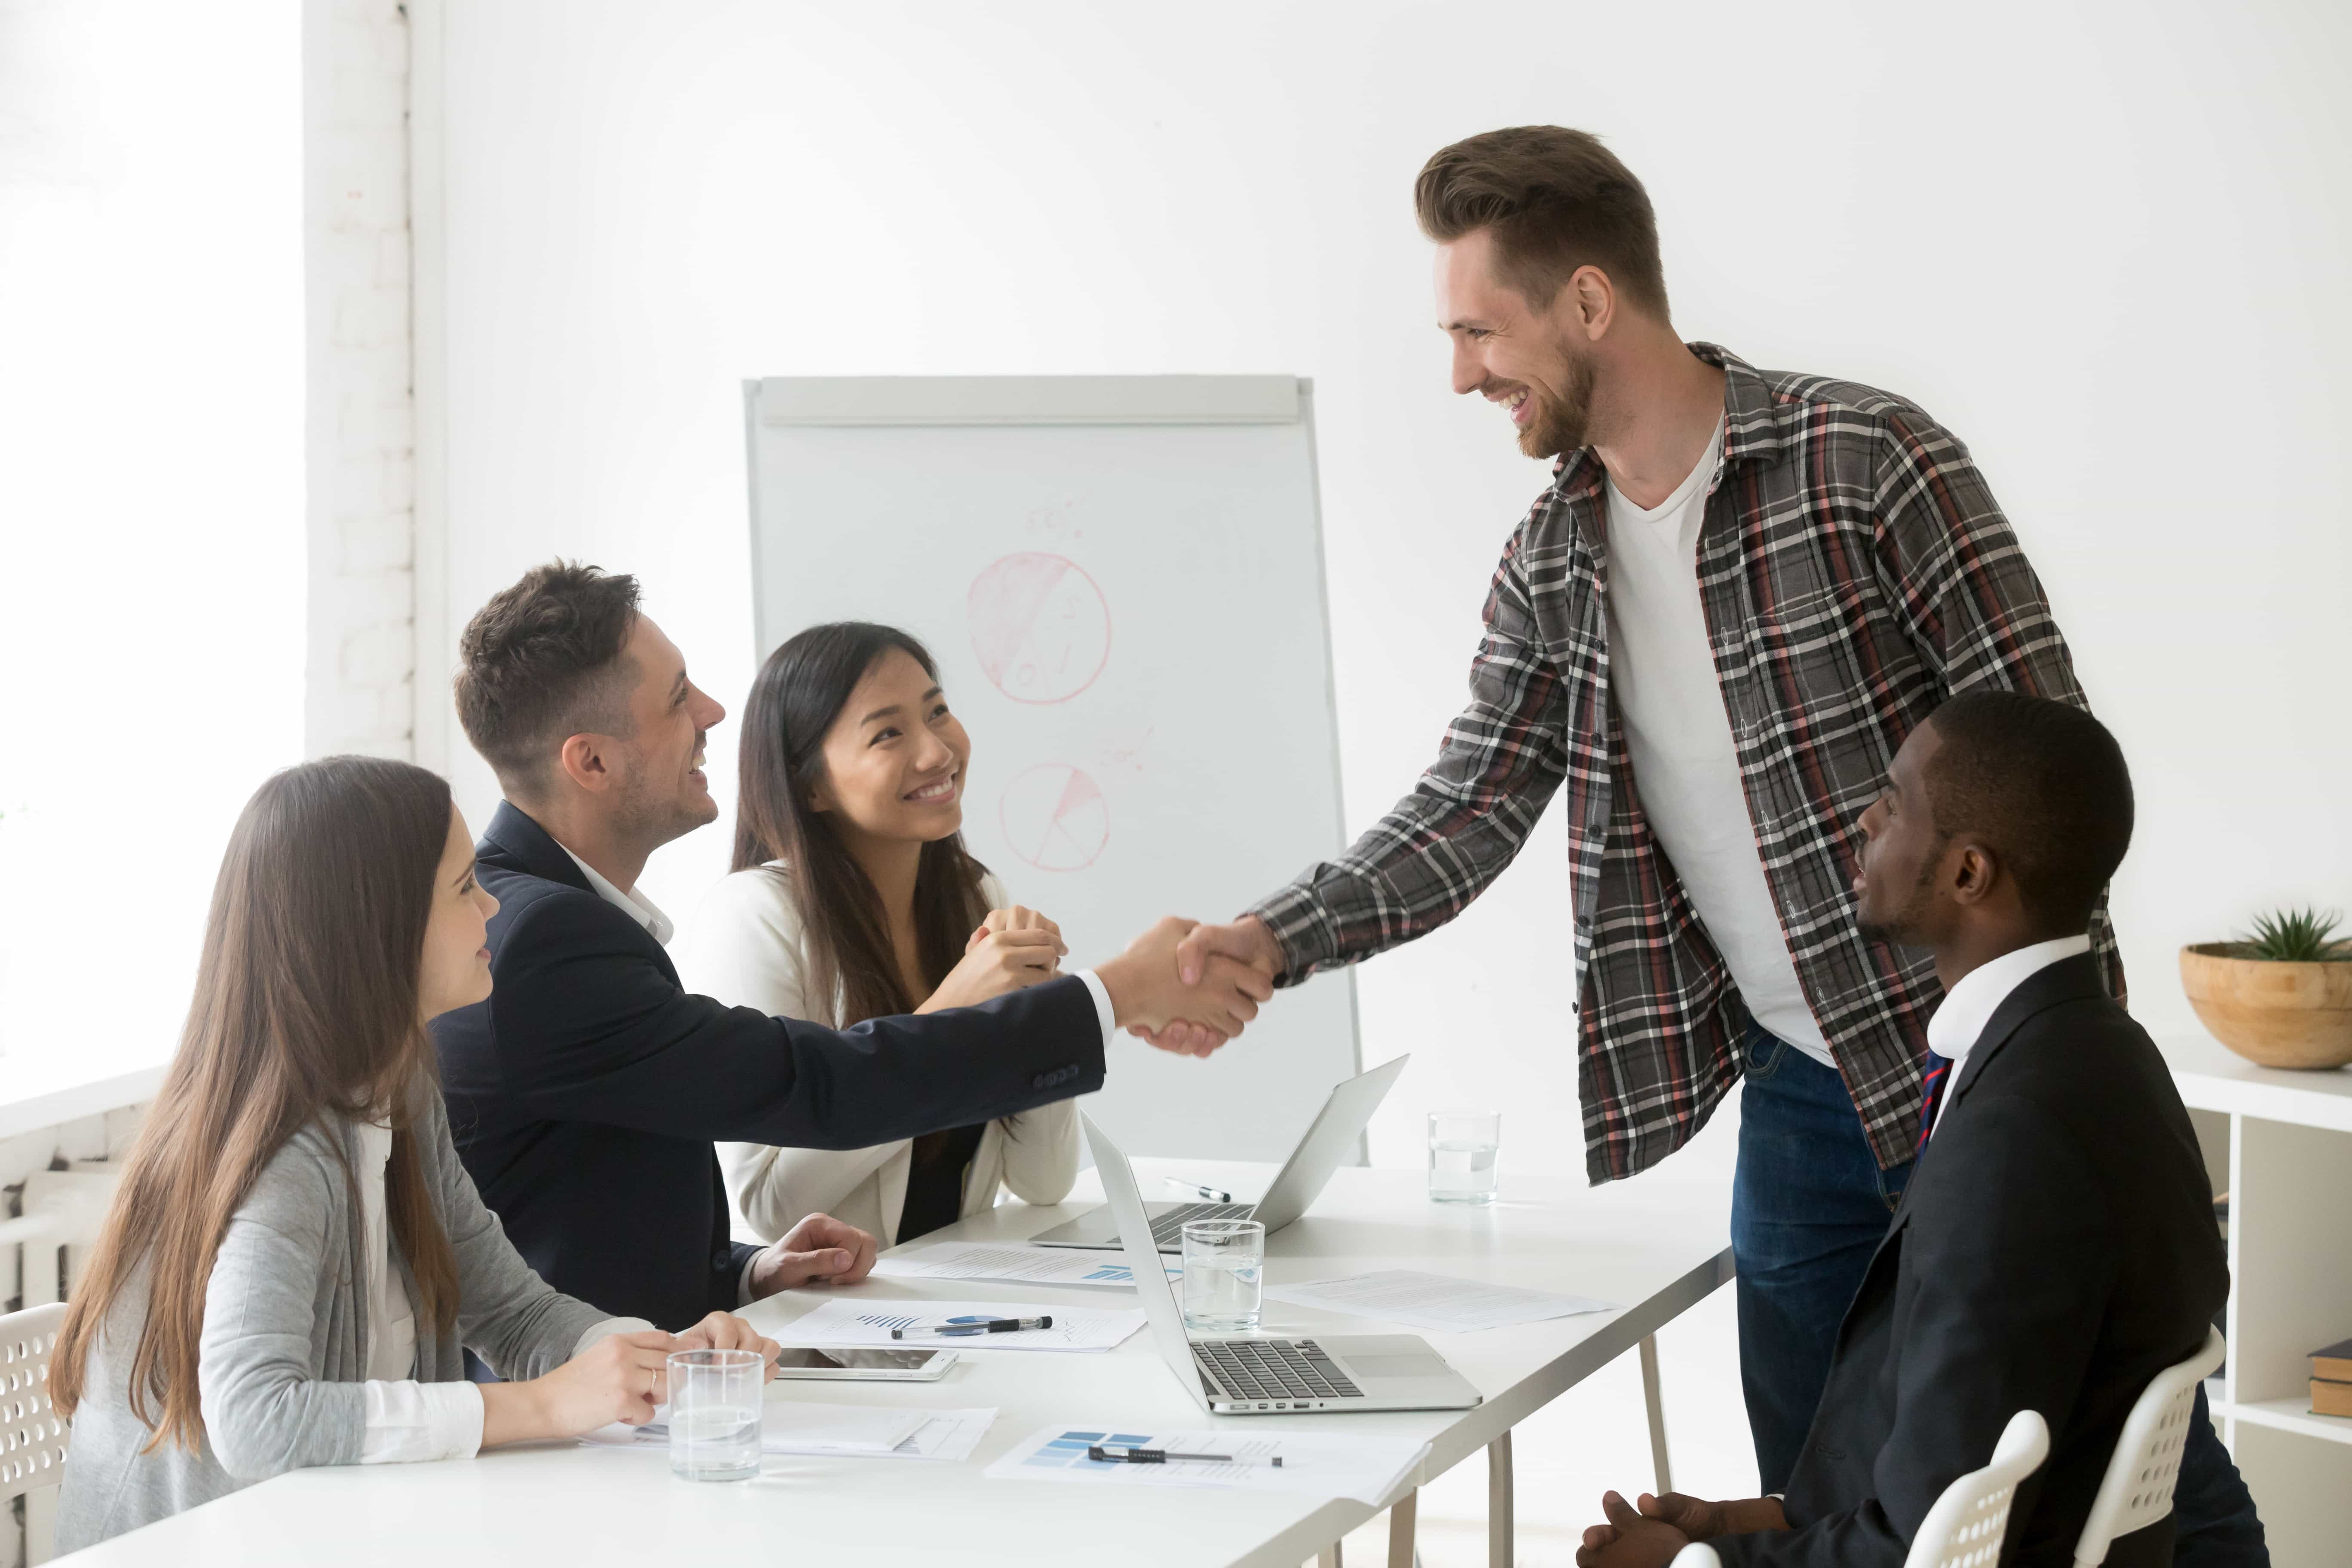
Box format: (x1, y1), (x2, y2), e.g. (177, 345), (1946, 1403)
(1129, 915), (1285, 1057)
(1095, 916), (1275, 1054)
(1574, 1491), (1692, 1568)
(745, 1211), (879, 1299)
(1635, 1491), (1785, 1541)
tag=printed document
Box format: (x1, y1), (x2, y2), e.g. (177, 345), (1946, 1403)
(782, 1297), (1145, 1352)
(872, 1240), (1180, 1288)
(987, 1424), (1429, 1506)
(1262, 1269), (1614, 1333)
(581, 1398), (923, 1455)
(584, 1405), (997, 1462)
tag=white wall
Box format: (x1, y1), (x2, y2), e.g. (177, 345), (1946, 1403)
(304, 0), (420, 761)
(424, 0), (2352, 1190)
(0, 0), (306, 1090)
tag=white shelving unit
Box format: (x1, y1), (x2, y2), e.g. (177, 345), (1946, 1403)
(2161, 1032), (2352, 1565)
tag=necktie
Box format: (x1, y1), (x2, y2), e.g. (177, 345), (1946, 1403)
(1915, 1050), (1951, 1153)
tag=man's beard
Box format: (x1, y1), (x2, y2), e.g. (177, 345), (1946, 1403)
(1856, 838), (1947, 946)
(1517, 349), (1598, 460)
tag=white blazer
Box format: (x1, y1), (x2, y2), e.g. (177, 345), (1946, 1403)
(671, 864), (1081, 1247)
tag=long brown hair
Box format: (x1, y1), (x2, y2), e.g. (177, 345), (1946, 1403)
(52, 756), (463, 1451)
(731, 623), (992, 1026)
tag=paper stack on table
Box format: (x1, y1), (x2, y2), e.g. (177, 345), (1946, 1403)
(783, 1297), (1146, 1352)
(1263, 1269), (1614, 1332)
(871, 1240), (1181, 1288)
(583, 1404), (999, 1462)
(987, 1424), (1430, 1506)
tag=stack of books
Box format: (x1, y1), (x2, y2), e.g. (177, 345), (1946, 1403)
(2312, 1338), (2352, 1418)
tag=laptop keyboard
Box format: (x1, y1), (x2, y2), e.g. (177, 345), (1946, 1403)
(1194, 1338), (1363, 1404)
(1147, 1200), (1255, 1248)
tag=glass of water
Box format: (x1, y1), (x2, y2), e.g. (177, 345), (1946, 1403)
(1181, 1218), (1265, 1333)
(666, 1348), (764, 1482)
(1428, 1110), (1501, 1204)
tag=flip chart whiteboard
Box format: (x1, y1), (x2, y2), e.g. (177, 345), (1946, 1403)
(743, 375), (1359, 1161)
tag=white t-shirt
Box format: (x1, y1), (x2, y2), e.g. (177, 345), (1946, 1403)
(1603, 416), (1835, 1069)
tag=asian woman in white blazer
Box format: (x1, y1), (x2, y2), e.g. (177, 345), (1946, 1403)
(673, 622), (1080, 1248)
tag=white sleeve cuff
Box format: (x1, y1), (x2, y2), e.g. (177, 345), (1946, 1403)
(1075, 968), (1116, 1047)
(740, 1252), (764, 1307)
(360, 1379), (485, 1464)
(573, 1316), (657, 1361)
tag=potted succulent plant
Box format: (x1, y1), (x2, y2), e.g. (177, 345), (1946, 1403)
(2180, 907), (2352, 1069)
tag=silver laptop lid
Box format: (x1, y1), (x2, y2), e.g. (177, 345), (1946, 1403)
(1079, 1113), (1209, 1412)
(1247, 1054), (1408, 1234)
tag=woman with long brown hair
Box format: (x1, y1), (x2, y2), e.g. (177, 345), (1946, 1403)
(672, 622), (1079, 1248)
(52, 757), (777, 1550)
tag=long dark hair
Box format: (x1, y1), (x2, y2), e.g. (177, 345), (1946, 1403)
(732, 623), (992, 1026)
(52, 757), (463, 1450)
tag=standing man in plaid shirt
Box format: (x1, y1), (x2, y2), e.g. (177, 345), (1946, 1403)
(1145, 127), (2262, 1562)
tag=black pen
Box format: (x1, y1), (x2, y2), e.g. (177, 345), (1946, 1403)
(1087, 1444), (1282, 1467)
(891, 1315), (1053, 1339)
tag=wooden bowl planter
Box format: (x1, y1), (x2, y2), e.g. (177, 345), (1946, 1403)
(2180, 944), (2352, 1069)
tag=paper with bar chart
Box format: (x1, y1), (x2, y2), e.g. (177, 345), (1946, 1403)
(986, 1424), (1430, 1504)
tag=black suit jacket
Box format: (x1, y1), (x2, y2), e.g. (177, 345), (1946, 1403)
(1717, 954), (2226, 1568)
(431, 803), (1105, 1330)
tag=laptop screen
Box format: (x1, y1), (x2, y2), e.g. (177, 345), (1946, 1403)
(1080, 1112), (1210, 1411)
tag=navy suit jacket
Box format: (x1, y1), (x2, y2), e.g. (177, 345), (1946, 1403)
(431, 802), (1104, 1329)
(1716, 954), (2226, 1568)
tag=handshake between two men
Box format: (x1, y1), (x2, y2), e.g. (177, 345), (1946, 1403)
(951, 903), (1283, 1058)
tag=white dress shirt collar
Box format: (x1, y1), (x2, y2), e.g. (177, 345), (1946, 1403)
(557, 844), (675, 946)
(1923, 932), (2092, 1129)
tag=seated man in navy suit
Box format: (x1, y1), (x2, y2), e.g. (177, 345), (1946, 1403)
(431, 561), (1270, 1332)
(1576, 691), (2261, 1567)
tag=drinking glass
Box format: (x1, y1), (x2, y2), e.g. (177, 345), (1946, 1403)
(1428, 1110), (1501, 1204)
(1181, 1218), (1265, 1332)
(666, 1348), (764, 1481)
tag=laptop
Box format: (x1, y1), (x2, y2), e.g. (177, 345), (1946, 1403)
(1080, 1112), (1481, 1415)
(1032, 1055), (1409, 1252)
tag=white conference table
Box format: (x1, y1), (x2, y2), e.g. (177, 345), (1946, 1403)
(68, 1156), (1731, 1568)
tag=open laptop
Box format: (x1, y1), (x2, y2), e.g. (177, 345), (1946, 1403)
(1081, 1112), (1481, 1415)
(1032, 1055), (1409, 1252)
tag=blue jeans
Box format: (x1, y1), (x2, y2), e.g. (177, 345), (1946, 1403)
(1732, 1025), (2266, 1564)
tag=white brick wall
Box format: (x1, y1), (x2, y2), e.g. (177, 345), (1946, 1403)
(303, 0), (416, 761)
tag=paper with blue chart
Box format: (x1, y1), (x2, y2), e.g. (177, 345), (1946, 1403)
(986, 1424), (1429, 1504)
(782, 1297), (1145, 1352)
(869, 1240), (1182, 1288)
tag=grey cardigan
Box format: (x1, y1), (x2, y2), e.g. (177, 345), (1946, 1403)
(56, 1090), (611, 1552)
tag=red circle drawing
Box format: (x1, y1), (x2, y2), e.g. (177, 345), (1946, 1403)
(998, 763), (1110, 872)
(967, 552), (1112, 704)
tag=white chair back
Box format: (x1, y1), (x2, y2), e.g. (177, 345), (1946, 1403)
(1905, 1409), (2049, 1568)
(1666, 1410), (2047, 1568)
(2, 1302), (70, 1504)
(2072, 1327), (2226, 1566)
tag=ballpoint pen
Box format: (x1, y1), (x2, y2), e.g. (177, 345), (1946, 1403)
(890, 1315), (1053, 1339)
(1164, 1176), (1233, 1203)
(1086, 1444), (1282, 1467)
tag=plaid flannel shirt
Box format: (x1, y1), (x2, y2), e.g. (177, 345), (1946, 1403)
(1253, 344), (2121, 1181)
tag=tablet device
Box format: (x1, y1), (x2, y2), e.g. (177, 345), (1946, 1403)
(768, 1346), (957, 1381)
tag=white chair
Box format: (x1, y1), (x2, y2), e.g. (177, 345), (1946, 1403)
(2, 1302), (72, 1565)
(1669, 1409), (2050, 1568)
(2072, 1327), (2227, 1566)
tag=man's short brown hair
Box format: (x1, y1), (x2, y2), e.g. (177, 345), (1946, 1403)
(454, 561), (642, 794)
(1415, 126), (1670, 321)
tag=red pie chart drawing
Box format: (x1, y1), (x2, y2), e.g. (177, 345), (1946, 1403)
(998, 764), (1109, 872)
(968, 552), (1111, 704)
